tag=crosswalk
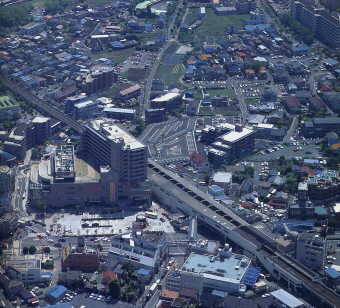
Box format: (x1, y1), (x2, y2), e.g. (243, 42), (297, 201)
(172, 64), (185, 73)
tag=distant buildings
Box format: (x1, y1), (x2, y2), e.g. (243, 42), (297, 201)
(0, 96), (20, 122)
(291, 1), (340, 48)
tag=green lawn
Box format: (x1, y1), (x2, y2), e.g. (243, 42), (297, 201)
(214, 106), (239, 116)
(205, 88), (236, 98)
(185, 8), (199, 25)
(92, 48), (136, 64)
(195, 9), (250, 40)
(245, 98), (260, 104)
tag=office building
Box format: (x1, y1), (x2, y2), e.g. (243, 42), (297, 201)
(212, 172), (232, 193)
(80, 120), (149, 203)
(0, 165), (12, 196)
(145, 108), (166, 124)
(209, 125), (255, 162)
(107, 230), (167, 270)
(73, 100), (98, 120)
(150, 91), (182, 110)
(64, 93), (88, 115)
(26, 116), (51, 148)
(296, 233), (325, 270)
(62, 245), (99, 272)
(103, 107), (136, 120)
(79, 65), (116, 94)
(0, 212), (17, 239)
(291, 1), (340, 48)
(166, 250), (253, 296)
(302, 117), (340, 137)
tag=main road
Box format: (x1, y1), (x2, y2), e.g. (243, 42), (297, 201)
(141, 0), (187, 118)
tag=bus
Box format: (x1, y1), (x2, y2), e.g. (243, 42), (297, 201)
(145, 211), (158, 219)
(148, 279), (160, 297)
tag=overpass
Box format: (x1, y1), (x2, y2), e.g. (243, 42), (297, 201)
(148, 159), (340, 308)
(0, 75), (84, 134)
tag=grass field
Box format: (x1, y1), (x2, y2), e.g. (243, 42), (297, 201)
(195, 9), (250, 40)
(214, 106), (239, 116)
(92, 48), (136, 64)
(245, 97), (260, 104)
(205, 88), (236, 98)
(185, 8), (199, 25)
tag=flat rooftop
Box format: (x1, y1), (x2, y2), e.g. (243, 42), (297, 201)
(32, 116), (50, 124)
(91, 120), (144, 150)
(6, 257), (40, 272)
(152, 92), (180, 103)
(0, 96), (18, 108)
(182, 252), (250, 283)
(53, 145), (75, 179)
(219, 127), (254, 144)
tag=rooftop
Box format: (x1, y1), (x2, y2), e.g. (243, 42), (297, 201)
(219, 127), (254, 144)
(152, 92), (180, 103)
(181, 252), (250, 283)
(270, 289), (304, 308)
(90, 120), (144, 150)
(32, 116), (50, 124)
(0, 96), (18, 109)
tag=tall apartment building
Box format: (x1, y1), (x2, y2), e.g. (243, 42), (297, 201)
(26, 116), (51, 148)
(81, 120), (149, 202)
(296, 233), (325, 270)
(78, 65), (116, 94)
(291, 1), (340, 48)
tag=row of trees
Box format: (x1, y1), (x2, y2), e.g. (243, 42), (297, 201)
(0, 5), (32, 30)
(280, 14), (314, 45)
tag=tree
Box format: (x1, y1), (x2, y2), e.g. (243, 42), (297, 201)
(108, 278), (121, 299)
(43, 246), (51, 254)
(23, 247), (29, 255)
(278, 155), (286, 166)
(29, 245), (37, 254)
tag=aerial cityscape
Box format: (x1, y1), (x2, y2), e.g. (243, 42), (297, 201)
(0, 0), (339, 307)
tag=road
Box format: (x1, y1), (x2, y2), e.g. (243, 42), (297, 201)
(229, 78), (248, 124)
(283, 116), (298, 143)
(141, 0), (186, 118)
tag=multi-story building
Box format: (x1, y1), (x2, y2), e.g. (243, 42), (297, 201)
(150, 91), (182, 110)
(62, 245), (99, 272)
(107, 230), (167, 270)
(302, 117), (340, 137)
(26, 116), (51, 148)
(30, 145), (122, 208)
(166, 250), (252, 296)
(80, 120), (149, 203)
(296, 233), (325, 270)
(145, 108), (166, 124)
(78, 65), (116, 94)
(103, 107), (136, 121)
(291, 1), (340, 48)
(64, 93), (88, 115)
(0, 212), (17, 239)
(0, 165), (13, 197)
(0, 96), (20, 121)
(73, 100), (98, 120)
(6, 256), (52, 285)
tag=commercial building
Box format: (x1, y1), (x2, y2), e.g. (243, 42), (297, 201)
(0, 165), (12, 196)
(166, 250), (252, 296)
(302, 117), (340, 137)
(80, 120), (149, 203)
(145, 108), (166, 124)
(62, 245), (99, 272)
(6, 256), (52, 285)
(29, 145), (122, 208)
(73, 100), (98, 120)
(45, 285), (68, 304)
(212, 172), (232, 193)
(296, 233), (325, 270)
(291, 1), (340, 48)
(0, 212), (17, 239)
(103, 107), (136, 120)
(107, 230), (167, 270)
(78, 65), (116, 94)
(210, 125), (255, 163)
(64, 93), (88, 115)
(150, 91), (181, 110)
(119, 84), (142, 100)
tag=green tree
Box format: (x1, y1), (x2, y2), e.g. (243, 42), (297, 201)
(22, 247), (29, 255)
(29, 245), (37, 254)
(108, 278), (121, 299)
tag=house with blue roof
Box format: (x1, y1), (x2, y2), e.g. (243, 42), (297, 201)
(45, 285), (68, 303)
